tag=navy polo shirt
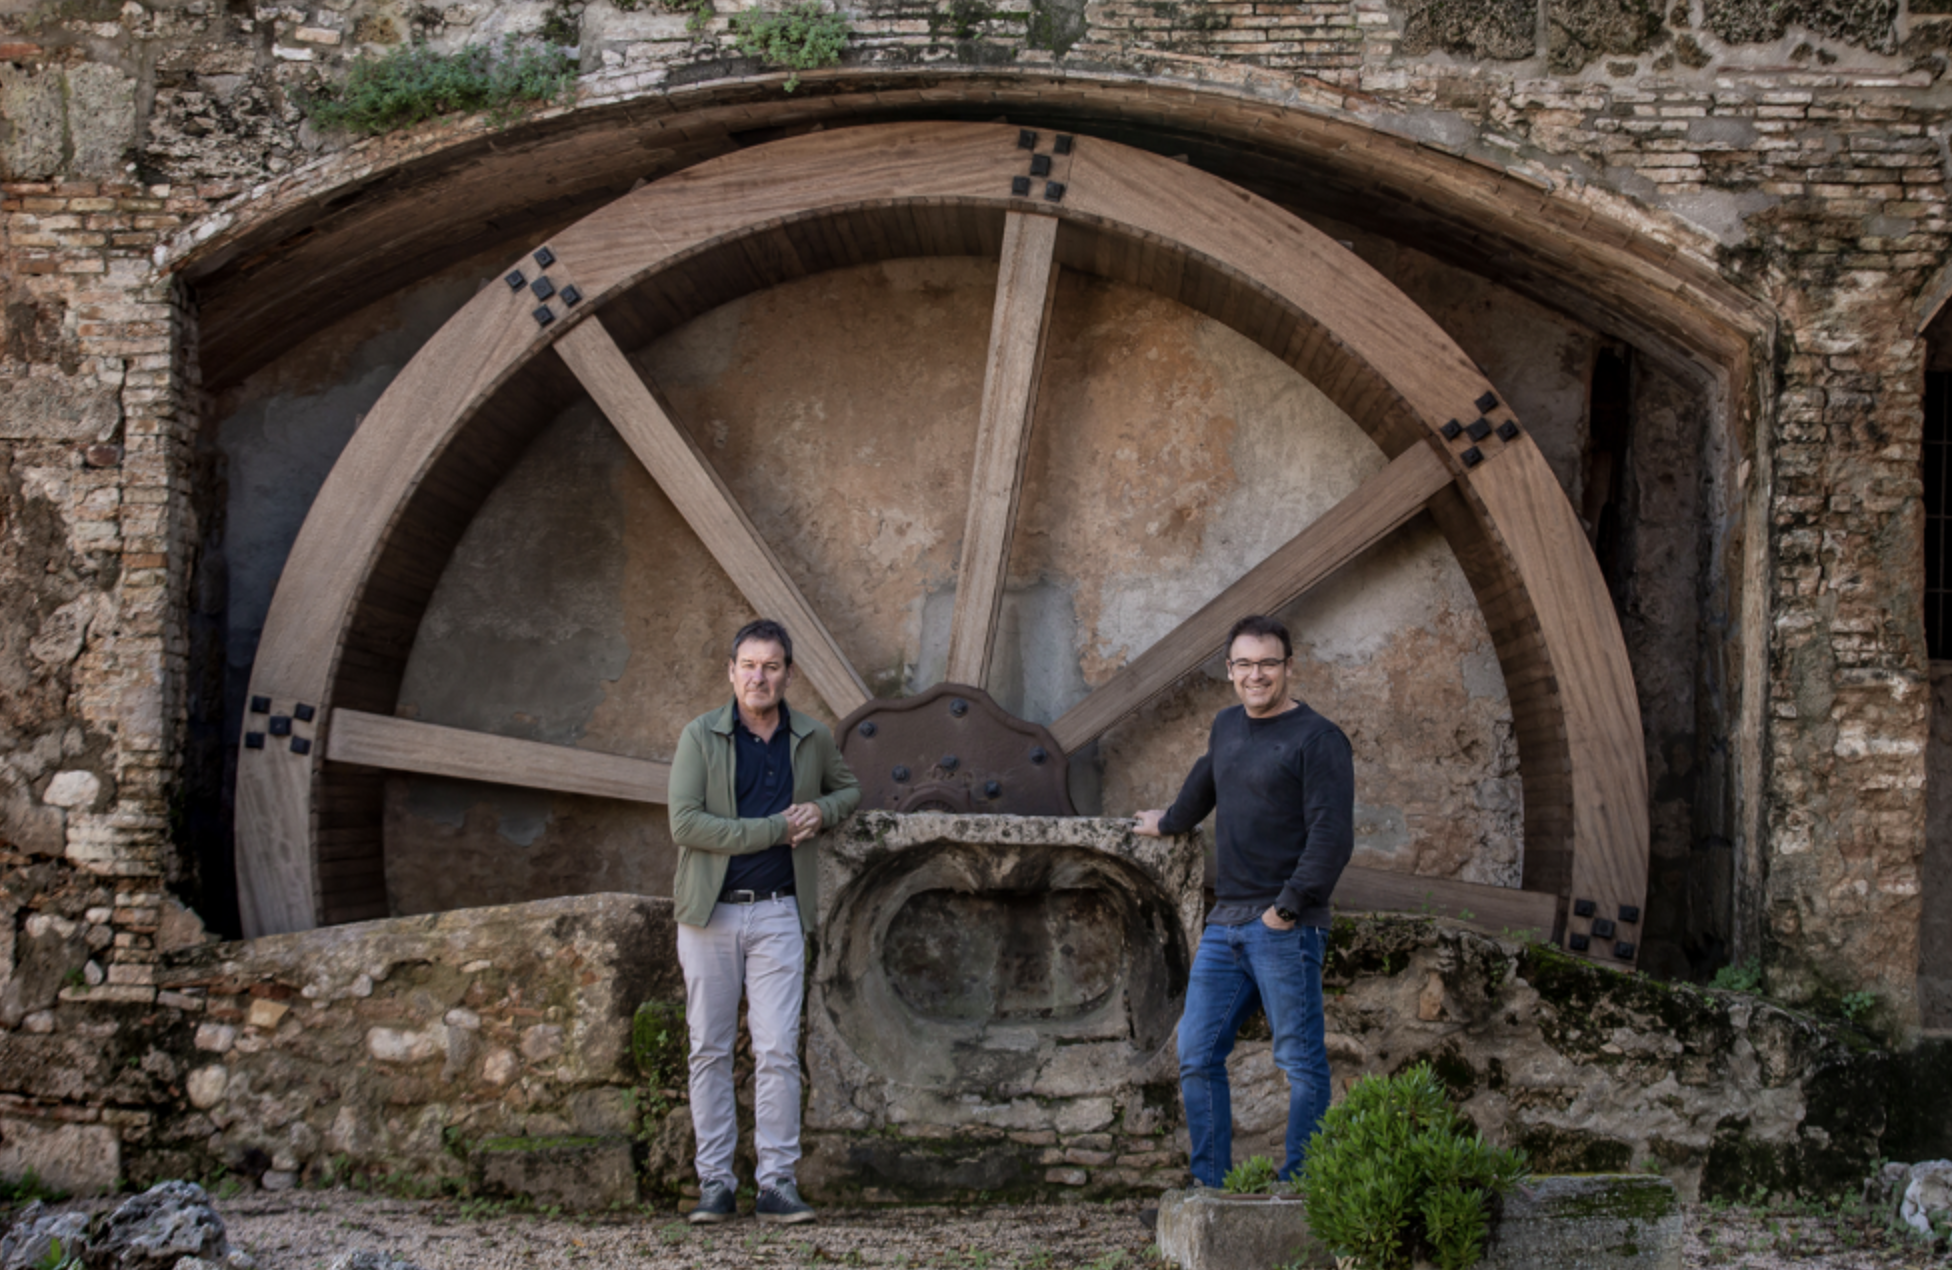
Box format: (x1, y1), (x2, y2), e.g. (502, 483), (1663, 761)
(718, 702), (797, 898)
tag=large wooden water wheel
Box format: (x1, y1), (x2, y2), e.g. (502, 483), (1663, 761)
(234, 121), (1648, 964)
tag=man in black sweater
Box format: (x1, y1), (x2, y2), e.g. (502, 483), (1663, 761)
(1135, 613), (1354, 1187)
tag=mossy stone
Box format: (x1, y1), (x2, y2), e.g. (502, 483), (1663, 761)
(632, 998), (687, 1085)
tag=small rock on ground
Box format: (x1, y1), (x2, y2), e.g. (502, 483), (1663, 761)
(94, 1181), (231, 1270)
(0, 1201), (89, 1270)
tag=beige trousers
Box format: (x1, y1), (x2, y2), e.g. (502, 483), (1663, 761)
(676, 896), (806, 1190)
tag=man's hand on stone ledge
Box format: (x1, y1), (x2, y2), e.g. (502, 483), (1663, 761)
(1132, 809), (1166, 837)
(785, 802), (823, 845)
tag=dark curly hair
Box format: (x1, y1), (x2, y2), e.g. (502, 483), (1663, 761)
(1225, 614), (1292, 660)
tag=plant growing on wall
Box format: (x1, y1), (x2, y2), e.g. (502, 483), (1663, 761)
(729, 1), (851, 90)
(1297, 1062), (1528, 1270)
(307, 35), (577, 135)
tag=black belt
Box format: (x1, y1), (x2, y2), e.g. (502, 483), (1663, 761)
(723, 888), (795, 905)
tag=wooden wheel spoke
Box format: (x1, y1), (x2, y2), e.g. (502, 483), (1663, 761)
(1050, 441), (1455, 753)
(327, 709), (671, 803)
(945, 211), (1062, 689)
(554, 317), (870, 717)
(1334, 866), (1557, 933)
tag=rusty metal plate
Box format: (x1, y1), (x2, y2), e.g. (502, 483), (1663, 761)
(837, 684), (1074, 816)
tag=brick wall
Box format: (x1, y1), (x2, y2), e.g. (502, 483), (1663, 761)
(2, 173), (210, 1005)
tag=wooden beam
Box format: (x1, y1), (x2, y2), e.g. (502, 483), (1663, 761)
(327, 709), (671, 803)
(1050, 441), (1455, 752)
(553, 316), (871, 717)
(1334, 866), (1560, 938)
(1463, 437), (1651, 945)
(945, 211), (1060, 688)
(234, 695), (322, 937)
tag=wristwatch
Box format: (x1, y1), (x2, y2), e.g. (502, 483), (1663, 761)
(1275, 905), (1299, 924)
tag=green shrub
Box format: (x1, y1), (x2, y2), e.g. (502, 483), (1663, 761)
(729, 1), (850, 90)
(680, 0), (716, 34)
(307, 35), (576, 135)
(1298, 1063), (1528, 1270)
(1221, 1154), (1278, 1194)
(1839, 989), (1876, 1025)
(1710, 957), (1763, 993)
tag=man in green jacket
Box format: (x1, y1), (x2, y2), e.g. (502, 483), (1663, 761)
(669, 619), (860, 1227)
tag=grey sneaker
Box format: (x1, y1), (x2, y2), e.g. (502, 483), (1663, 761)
(687, 1179), (736, 1225)
(755, 1181), (816, 1224)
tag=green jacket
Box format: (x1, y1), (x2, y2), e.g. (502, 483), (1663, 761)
(667, 699), (861, 929)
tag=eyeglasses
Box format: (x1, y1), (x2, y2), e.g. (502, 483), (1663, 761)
(1227, 658), (1288, 674)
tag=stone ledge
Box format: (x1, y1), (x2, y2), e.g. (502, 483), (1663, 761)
(470, 1135), (639, 1212)
(1156, 1174), (1681, 1270)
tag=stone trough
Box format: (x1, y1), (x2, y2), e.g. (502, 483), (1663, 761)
(802, 813), (1203, 1200)
(1156, 1174), (1683, 1270)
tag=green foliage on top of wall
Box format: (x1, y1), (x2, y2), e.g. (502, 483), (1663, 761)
(729, 1), (852, 90)
(1298, 1063), (1529, 1269)
(307, 35), (577, 135)
(1711, 956), (1764, 993)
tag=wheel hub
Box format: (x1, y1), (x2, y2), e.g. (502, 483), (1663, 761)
(837, 684), (1074, 816)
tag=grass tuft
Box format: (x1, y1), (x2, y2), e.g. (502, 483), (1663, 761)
(308, 35), (576, 135)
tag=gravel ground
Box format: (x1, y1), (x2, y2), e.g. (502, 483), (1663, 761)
(219, 1192), (1157, 1269)
(10, 1187), (1942, 1269)
(192, 1189), (1948, 1270)
(1678, 1199), (1946, 1270)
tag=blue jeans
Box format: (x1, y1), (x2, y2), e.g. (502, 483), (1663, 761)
(1177, 920), (1330, 1187)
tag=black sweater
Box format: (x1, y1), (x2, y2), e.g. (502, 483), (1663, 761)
(1157, 701), (1354, 928)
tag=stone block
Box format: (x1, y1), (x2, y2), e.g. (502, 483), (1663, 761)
(1155, 1175), (1681, 1270)
(800, 1132), (1036, 1202)
(1483, 1175), (1682, 1269)
(1, 918), (90, 1027)
(0, 375), (122, 444)
(1157, 1192), (1328, 1269)
(1897, 1159), (1952, 1236)
(41, 771), (101, 809)
(0, 1117), (121, 1196)
(186, 1065), (227, 1109)
(471, 1135), (638, 1212)
(0, 66), (65, 180)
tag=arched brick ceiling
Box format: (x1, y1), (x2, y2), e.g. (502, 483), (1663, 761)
(179, 70), (1767, 395)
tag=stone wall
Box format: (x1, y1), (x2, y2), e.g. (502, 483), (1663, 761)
(0, 889), (681, 1197)
(0, 870), (1938, 1205)
(0, 0), (1945, 1038)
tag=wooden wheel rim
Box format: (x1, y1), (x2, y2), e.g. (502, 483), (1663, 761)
(235, 121), (1648, 957)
